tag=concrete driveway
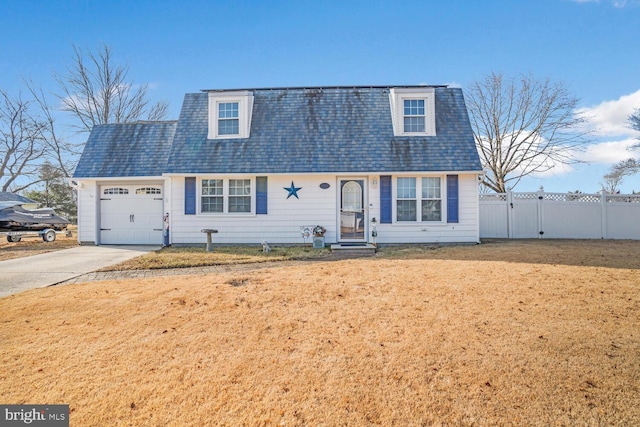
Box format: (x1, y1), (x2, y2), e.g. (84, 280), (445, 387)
(0, 245), (156, 298)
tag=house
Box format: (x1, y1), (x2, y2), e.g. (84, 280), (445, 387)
(0, 192), (39, 210)
(73, 85), (483, 246)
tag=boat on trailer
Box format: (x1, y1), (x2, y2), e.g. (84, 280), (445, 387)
(0, 202), (70, 242)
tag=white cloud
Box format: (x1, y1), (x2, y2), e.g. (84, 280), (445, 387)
(529, 162), (576, 178)
(578, 138), (638, 163)
(577, 88), (640, 137)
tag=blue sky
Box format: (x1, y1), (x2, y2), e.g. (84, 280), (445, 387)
(2, 0), (639, 193)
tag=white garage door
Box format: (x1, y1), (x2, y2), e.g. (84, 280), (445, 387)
(100, 185), (164, 244)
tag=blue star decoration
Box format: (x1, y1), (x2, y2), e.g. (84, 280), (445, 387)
(284, 181), (302, 199)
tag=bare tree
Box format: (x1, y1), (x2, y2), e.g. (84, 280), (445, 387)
(0, 90), (48, 192)
(56, 44), (169, 133)
(602, 158), (639, 193)
(466, 72), (590, 193)
(600, 109), (640, 191)
(630, 108), (640, 149)
(27, 81), (79, 178)
(24, 161), (77, 222)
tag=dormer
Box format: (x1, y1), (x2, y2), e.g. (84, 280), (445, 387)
(389, 87), (436, 136)
(207, 90), (254, 139)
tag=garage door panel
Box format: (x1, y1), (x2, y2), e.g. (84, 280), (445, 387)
(101, 213), (131, 229)
(100, 185), (164, 245)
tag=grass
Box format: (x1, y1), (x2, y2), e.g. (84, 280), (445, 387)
(101, 238), (640, 271)
(99, 245), (333, 270)
(1, 240), (639, 425)
(0, 225), (77, 262)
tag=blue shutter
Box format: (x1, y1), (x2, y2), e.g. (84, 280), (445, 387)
(256, 176), (268, 214)
(447, 175), (459, 223)
(185, 177), (196, 215)
(380, 175), (392, 224)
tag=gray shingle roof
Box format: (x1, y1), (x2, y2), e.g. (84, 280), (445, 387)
(167, 87), (481, 174)
(74, 86), (481, 178)
(73, 121), (177, 178)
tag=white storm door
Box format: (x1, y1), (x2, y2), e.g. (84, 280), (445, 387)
(339, 179), (366, 241)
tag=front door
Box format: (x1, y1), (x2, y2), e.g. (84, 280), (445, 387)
(339, 179), (365, 241)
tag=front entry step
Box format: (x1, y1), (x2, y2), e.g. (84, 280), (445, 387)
(330, 243), (377, 256)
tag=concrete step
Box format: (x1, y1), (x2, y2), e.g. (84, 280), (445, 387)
(330, 243), (377, 256)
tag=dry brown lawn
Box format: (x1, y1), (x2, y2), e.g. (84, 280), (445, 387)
(1, 240), (639, 426)
(0, 226), (77, 261)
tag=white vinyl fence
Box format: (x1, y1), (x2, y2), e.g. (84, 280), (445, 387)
(480, 190), (640, 239)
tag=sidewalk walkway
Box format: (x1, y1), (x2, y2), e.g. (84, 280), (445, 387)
(0, 245), (156, 298)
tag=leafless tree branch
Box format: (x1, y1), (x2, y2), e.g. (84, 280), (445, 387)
(601, 158), (639, 193)
(55, 44), (169, 133)
(0, 90), (48, 191)
(629, 108), (640, 151)
(26, 80), (80, 178)
(466, 72), (592, 193)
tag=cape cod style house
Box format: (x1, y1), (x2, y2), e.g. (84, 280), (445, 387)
(73, 85), (483, 246)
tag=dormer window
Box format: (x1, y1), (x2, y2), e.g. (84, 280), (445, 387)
(389, 87), (436, 136)
(218, 102), (239, 135)
(404, 99), (425, 133)
(208, 91), (254, 139)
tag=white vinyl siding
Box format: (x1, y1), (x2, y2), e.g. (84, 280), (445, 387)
(171, 175), (337, 244)
(76, 180), (98, 244)
(373, 174), (480, 244)
(167, 173), (480, 245)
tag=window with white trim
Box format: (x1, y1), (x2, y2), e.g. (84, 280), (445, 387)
(202, 179), (223, 212)
(404, 99), (425, 133)
(229, 179), (251, 212)
(389, 87), (436, 136)
(421, 177), (442, 221)
(201, 178), (252, 214)
(396, 177), (417, 221)
(218, 102), (239, 135)
(396, 176), (443, 222)
(207, 91), (254, 139)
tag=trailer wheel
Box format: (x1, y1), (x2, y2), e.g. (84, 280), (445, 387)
(7, 235), (22, 243)
(42, 229), (56, 242)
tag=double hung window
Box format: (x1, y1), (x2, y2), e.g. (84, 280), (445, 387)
(421, 177), (442, 221)
(396, 177), (417, 221)
(403, 99), (425, 133)
(201, 179), (251, 214)
(218, 102), (239, 135)
(208, 91), (254, 139)
(202, 179), (224, 212)
(396, 177), (442, 222)
(228, 179), (251, 212)
(389, 87), (436, 136)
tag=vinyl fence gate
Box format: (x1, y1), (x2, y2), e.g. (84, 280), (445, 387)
(480, 190), (640, 239)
